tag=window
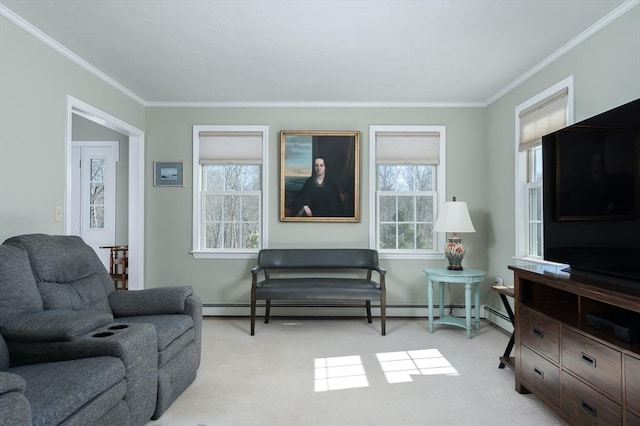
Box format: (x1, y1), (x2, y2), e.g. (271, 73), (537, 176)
(369, 126), (446, 258)
(192, 125), (269, 257)
(515, 77), (573, 261)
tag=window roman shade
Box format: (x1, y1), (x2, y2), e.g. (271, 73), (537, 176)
(519, 88), (568, 151)
(376, 132), (440, 164)
(199, 132), (263, 164)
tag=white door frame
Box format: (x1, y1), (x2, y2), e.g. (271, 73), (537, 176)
(65, 95), (145, 290)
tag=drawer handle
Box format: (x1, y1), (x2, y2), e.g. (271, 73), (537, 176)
(533, 366), (544, 379)
(581, 352), (597, 368)
(532, 327), (544, 339)
(581, 400), (598, 418)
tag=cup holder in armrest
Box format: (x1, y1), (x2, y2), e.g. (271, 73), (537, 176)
(93, 331), (114, 338)
(108, 324), (129, 330)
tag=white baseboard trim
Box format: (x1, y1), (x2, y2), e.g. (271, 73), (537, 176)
(482, 304), (513, 333)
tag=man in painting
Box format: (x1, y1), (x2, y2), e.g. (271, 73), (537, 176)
(291, 156), (345, 217)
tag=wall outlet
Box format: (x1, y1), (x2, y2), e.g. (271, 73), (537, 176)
(55, 206), (63, 222)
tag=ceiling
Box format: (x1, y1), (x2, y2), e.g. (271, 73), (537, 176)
(1, 0), (635, 105)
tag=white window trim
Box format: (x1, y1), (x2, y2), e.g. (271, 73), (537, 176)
(369, 125), (447, 260)
(191, 125), (269, 259)
(514, 76), (574, 265)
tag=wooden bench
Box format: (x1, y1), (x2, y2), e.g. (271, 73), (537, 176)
(250, 248), (386, 335)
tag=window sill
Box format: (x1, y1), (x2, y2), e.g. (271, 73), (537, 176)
(191, 250), (258, 260)
(378, 251), (445, 261)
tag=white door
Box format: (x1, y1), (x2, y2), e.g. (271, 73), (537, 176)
(71, 141), (118, 269)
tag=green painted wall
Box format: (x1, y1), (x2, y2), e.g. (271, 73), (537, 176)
(0, 15), (144, 242)
(144, 107), (487, 310)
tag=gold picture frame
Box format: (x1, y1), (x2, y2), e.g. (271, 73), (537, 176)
(280, 130), (360, 222)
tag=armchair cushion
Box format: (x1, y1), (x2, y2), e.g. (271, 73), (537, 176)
(109, 286), (193, 317)
(10, 356), (126, 426)
(0, 371), (26, 395)
(4, 234), (115, 311)
(0, 372), (31, 426)
(0, 245), (43, 325)
(0, 310), (113, 342)
(37, 278), (112, 312)
(116, 314), (194, 352)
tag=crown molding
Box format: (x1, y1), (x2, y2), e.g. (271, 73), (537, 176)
(146, 101), (486, 108)
(485, 0), (640, 106)
(0, 4), (147, 106)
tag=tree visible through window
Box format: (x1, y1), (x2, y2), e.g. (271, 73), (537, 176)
(377, 165), (435, 250)
(202, 164), (261, 249)
(89, 158), (105, 229)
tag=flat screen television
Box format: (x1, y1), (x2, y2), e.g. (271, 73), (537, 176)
(542, 97), (640, 282)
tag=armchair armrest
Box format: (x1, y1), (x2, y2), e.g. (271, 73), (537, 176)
(6, 323), (158, 426)
(109, 286), (194, 317)
(0, 372), (31, 425)
(0, 310), (113, 342)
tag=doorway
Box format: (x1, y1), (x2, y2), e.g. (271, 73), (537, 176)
(65, 96), (144, 290)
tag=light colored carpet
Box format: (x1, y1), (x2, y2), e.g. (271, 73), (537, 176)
(148, 317), (565, 426)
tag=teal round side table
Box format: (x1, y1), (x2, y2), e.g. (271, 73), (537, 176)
(423, 267), (486, 339)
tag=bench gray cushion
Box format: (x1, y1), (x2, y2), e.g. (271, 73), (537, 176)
(256, 278), (382, 300)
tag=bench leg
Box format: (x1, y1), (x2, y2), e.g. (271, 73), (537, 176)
(250, 290), (256, 336)
(381, 295), (386, 336)
(264, 299), (271, 324)
(366, 301), (373, 323)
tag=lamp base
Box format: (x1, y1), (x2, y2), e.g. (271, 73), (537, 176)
(444, 234), (466, 271)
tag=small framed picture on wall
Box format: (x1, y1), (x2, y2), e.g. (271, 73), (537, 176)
(154, 161), (183, 187)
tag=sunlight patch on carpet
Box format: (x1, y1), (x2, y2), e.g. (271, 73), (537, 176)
(314, 349), (458, 391)
(377, 349), (459, 383)
(314, 355), (368, 392)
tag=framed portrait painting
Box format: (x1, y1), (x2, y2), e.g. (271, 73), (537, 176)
(280, 130), (360, 222)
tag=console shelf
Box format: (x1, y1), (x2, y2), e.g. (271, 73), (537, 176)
(510, 265), (640, 425)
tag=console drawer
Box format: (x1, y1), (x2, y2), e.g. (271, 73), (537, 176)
(561, 328), (622, 400)
(626, 354), (640, 414)
(626, 410), (640, 426)
(520, 344), (560, 403)
(520, 305), (559, 362)
(561, 371), (621, 425)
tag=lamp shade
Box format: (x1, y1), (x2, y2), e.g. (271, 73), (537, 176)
(433, 200), (475, 233)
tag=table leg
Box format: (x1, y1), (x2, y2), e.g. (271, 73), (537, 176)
(438, 281), (445, 319)
(465, 281), (472, 339)
(498, 293), (515, 369)
(428, 279), (434, 333)
(474, 282), (481, 330)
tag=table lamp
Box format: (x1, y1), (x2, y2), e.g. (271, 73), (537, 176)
(433, 197), (476, 270)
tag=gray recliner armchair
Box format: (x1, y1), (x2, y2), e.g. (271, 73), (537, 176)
(0, 234), (202, 424)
